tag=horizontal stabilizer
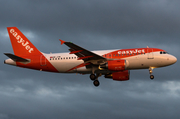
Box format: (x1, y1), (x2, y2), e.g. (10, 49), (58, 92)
(4, 53), (30, 62)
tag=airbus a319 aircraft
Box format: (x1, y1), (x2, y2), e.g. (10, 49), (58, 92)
(4, 27), (177, 86)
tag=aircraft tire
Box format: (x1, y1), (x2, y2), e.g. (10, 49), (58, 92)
(90, 74), (96, 80)
(150, 75), (154, 80)
(93, 80), (100, 87)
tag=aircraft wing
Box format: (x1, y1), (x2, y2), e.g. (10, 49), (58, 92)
(60, 40), (107, 64)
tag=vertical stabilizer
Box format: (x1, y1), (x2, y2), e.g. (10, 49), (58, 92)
(7, 27), (41, 56)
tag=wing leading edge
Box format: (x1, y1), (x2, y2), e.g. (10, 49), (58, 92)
(59, 40), (107, 65)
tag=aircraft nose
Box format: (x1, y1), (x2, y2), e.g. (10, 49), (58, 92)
(173, 56), (177, 63)
(169, 55), (177, 64)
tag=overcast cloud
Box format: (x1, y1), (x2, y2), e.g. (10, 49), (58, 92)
(0, 0), (180, 119)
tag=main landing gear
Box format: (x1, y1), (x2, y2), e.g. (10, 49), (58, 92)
(90, 74), (100, 87)
(149, 67), (154, 80)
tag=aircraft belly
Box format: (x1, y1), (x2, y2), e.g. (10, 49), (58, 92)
(50, 60), (92, 73)
(53, 61), (81, 73)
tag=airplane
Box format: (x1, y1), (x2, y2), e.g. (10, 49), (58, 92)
(4, 27), (177, 87)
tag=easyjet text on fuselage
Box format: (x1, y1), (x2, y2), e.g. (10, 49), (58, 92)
(118, 49), (145, 54)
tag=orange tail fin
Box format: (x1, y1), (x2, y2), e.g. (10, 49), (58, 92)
(7, 27), (41, 56)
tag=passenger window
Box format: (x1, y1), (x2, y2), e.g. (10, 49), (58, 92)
(160, 51), (162, 54)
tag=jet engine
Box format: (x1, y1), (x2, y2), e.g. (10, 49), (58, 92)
(100, 60), (128, 71)
(105, 70), (130, 81)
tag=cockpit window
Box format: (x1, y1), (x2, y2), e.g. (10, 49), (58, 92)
(160, 51), (168, 54)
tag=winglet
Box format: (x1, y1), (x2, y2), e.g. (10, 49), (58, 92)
(59, 39), (66, 45)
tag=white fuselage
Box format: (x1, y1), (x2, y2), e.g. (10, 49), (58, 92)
(43, 49), (177, 74)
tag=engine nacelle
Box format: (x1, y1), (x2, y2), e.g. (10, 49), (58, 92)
(105, 70), (130, 81)
(100, 60), (127, 71)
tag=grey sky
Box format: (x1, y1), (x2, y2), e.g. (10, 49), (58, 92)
(0, 0), (179, 119)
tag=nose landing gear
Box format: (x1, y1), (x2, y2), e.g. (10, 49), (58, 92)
(149, 67), (154, 80)
(150, 75), (154, 79)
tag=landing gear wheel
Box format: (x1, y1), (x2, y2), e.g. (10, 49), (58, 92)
(93, 80), (100, 87)
(90, 74), (96, 81)
(149, 67), (154, 80)
(150, 75), (154, 80)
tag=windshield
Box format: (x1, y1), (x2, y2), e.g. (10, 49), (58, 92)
(160, 51), (168, 54)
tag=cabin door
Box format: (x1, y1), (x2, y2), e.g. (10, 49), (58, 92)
(40, 55), (47, 66)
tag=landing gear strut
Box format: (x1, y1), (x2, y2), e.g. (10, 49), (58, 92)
(149, 67), (154, 80)
(90, 73), (101, 87)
